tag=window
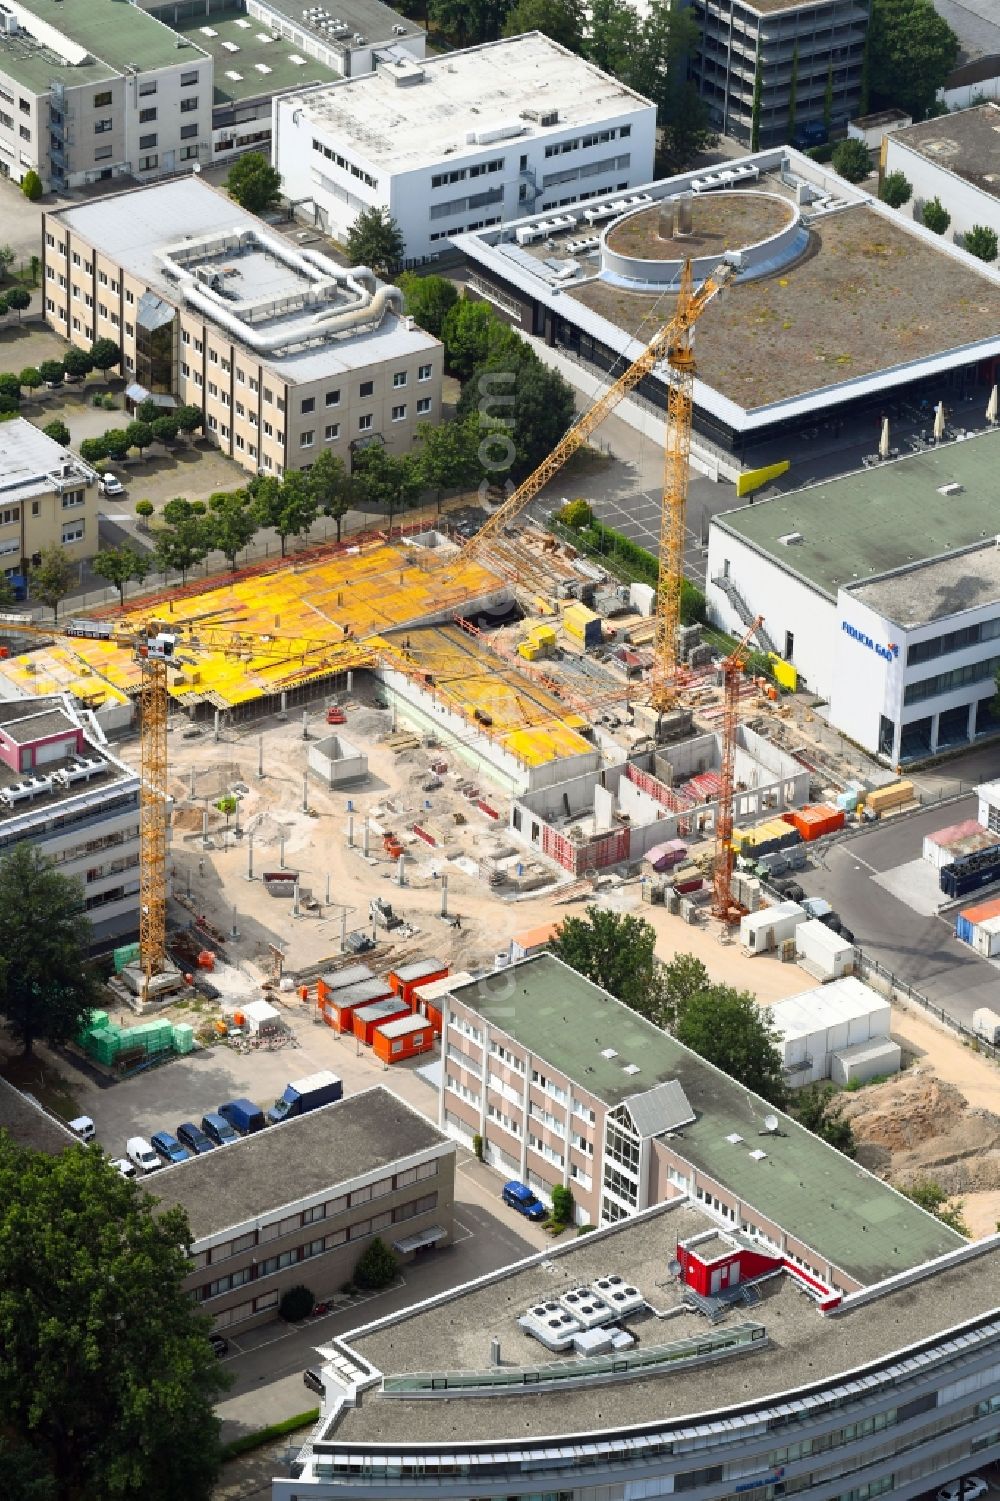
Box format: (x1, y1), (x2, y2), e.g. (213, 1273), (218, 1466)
(359, 380), (373, 398)
(300, 430), (314, 448)
(207, 380), (219, 397)
(358, 414), (372, 432)
(125, 321), (133, 336)
(324, 423), (339, 441)
(61, 520), (85, 544)
(180, 143), (199, 161)
(325, 388), (340, 407)
(301, 396), (315, 414)
(235, 400), (245, 418)
(208, 348), (218, 365)
(180, 96), (199, 113)
(392, 371), (406, 388)
(139, 133), (157, 150)
(263, 385), (272, 404)
(263, 420), (273, 437)
(94, 119), (112, 134)
(98, 270), (107, 285)
(139, 80), (157, 97)
(418, 363), (432, 381)
(181, 70), (198, 86)
(391, 404), (405, 421)
(98, 302), (108, 319)
(94, 91), (112, 108)
(139, 154), (158, 171)
(416, 397), (431, 415)
(139, 108), (157, 123)
(18, 126), (29, 141)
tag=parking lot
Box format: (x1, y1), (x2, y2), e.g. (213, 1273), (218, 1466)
(798, 797), (1000, 1030)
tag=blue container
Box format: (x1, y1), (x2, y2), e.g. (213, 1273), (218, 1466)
(955, 915), (973, 945)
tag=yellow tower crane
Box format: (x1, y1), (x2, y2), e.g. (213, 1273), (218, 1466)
(462, 257), (733, 709)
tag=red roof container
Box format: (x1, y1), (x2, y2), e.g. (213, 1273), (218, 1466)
(388, 958), (449, 1007)
(958, 895), (1000, 926)
(353, 997), (411, 1046)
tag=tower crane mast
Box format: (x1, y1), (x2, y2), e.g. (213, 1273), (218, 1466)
(711, 615), (765, 925)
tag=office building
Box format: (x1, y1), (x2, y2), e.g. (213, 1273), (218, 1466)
(273, 32), (656, 265)
(884, 103), (1000, 244)
(0, 417), (99, 576)
(0, 0), (212, 191)
(42, 176), (442, 479)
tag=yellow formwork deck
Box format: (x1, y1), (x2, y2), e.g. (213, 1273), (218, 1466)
(2, 543), (506, 710)
(400, 625), (593, 769)
(0, 644), (130, 709)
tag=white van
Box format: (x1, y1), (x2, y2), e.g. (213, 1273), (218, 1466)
(68, 1116), (96, 1143)
(125, 1136), (161, 1173)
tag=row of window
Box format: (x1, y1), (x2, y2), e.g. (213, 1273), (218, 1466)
(311, 138), (377, 189)
(431, 157), (504, 189)
(904, 653), (1000, 706)
(428, 215), (502, 243)
(907, 614), (1000, 667)
(543, 124), (631, 158)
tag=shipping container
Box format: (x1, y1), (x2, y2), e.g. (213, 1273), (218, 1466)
(795, 918), (854, 979)
(740, 901), (806, 954)
(972, 1007), (1000, 1044)
(316, 964), (375, 1005)
(373, 1012), (435, 1064)
(563, 602), (602, 649)
(782, 804), (845, 841)
(388, 958), (449, 1007)
(830, 1037), (902, 1087)
(353, 997), (412, 1046)
(940, 842), (1000, 898)
(972, 913), (1000, 958)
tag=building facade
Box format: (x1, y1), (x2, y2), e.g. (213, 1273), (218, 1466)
(152, 1087), (455, 1332)
(0, 0), (212, 191)
(884, 104), (1000, 245)
(0, 695), (141, 946)
(42, 177), (443, 481)
(687, 0), (869, 148)
(273, 32), (656, 266)
(0, 418), (99, 576)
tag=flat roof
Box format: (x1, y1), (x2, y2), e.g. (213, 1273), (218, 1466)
(329, 1205), (999, 1445)
(284, 31), (651, 173)
(850, 539), (1000, 627)
(50, 178), (438, 383)
(0, 0), (206, 93)
(891, 103), (1000, 202)
(713, 430), (1000, 601)
(0, 417), (93, 503)
(254, 0), (422, 45)
(150, 1086), (448, 1241)
(447, 955), (963, 1282)
(0, 1075), (75, 1154)
(172, 8), (340, 107)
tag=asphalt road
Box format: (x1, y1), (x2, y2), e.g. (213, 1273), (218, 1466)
(798, 797), (1000, 1029)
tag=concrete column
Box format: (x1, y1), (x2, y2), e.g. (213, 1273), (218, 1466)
(189, 767), (196, 798)
(279, 831), (286, 868)
(397, 853), (405, 886)
(257, 734), (264, 780)
(563, 1090), (572, 1192)
(201, 809), (209, 848)
(438, 991), (449, 1131)
(302, 709), (309, 740)
(213, 710), (220, 743)
(346, 671), (353, 692)
(302, 772), (308, 812)
(968, 700), (977, 743)
(292, 878), (300, 917)
(280, 690), (288, 717)
(347, 812), (355, 848)
(929, 713), (940, 755)
(325, 871), (331, 905)
(230, 905), (239, 938)
(246, 833), (254, 881)
(362, 818), (370, 857)
(340, 909), (347, 953)
(440, 872), (448, 918)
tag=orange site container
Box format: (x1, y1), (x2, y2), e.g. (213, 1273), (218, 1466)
(320, 977), (393, 1033)
(373, 1013), (435, 1064)
(353, 997), (411, 1046)
(781, 804), (845, 841)
(388, 959), (449, 1007)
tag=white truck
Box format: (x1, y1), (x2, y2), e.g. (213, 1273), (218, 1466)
(972, 1007), (1000, 1045)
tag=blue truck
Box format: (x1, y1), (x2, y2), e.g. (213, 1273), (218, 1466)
(267, 1070), (343, 1126)
(218, 1098), (266, 1135)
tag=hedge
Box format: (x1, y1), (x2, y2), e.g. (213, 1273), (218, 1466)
(554, 515), (706, 624)
(221, 1407), (320, 1461)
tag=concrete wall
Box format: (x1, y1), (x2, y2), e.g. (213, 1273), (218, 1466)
(884, 134), (1000, 244)
(308, 732), (368, 785)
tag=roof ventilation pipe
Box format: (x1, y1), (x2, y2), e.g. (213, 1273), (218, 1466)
(177, 276), (403, 350)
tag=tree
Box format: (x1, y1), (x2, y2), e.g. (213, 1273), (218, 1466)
(0, 1135), (227, 1496)
(92, 544), (151, 606)
(151, 413), (180, 446)
(225, 151), (282, 215)
(352, 445), (422, 532)
(354, 1236), (399, 1289)
(879, 170), (912, 208)
(585, 0), (636, 77)
(868, 0), (958, 119)
(750, 43), (763, 151)
(123, 419), (154, 456)
(459, 354), (575, 482)
(0, 244), (14, 281)
(791, 1084), (856, 1157)
(903, 1180), (970, 1236)
(345, 206), (406, 281)
(78, 435), (108, 464)
(922, 195), (951, 234)
(549, 906), (667, 1021)
(659, 952), (710, 1027)
(278, 1283), (315, 1322)
(0, 295), (8, 319)
(823, 61), (833, 134)
(42, 418), (70, 446)
(30, 545), (73, 621)
(0, 372), (21, 403)
(135, 398), (159, 424)
(175, 404), (204, 436)
(831, 137), (872, 183)
(397, 271), (458, 338)
(20, 168), (41, 200)
(306, 448), (358, 542)
(441, 297), (499, 380)
(428, 0), (511, 46)
(674, 986), (787, 1107)
(626, 3), (712, 171)
(550, 1184), (575, 1225)
(502, 0), (583, 49)
(37, 359), (64, 388)
(62, 346), (94, 381)
(0, 844), (98, 1056)
(89, 337), (121, 376)
(964, 224), (998, 263)
(248, 470), (316, 557)
(18, 366), (41, 393)
(414, 417), (481, 506)
(154, 500), (211, 583)
(102, 428), (130, 463)
(207, 488), (258, 570)
(5, 286), (31, 321)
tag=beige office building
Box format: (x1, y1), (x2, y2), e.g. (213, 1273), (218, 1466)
(42, 177), (442, 480)
(0, 417), (99, 575)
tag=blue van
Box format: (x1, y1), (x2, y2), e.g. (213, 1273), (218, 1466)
(502, 1180), (546, 1221)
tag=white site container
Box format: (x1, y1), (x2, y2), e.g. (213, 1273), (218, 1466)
(770, 977), (892, 1087)
(972, 914), (1000, 959)
(972, 1006), (1000, 1044)
(830, 1037), (901, 1087)
(739, 901), (806, 954)
(796, 918), (854, 980)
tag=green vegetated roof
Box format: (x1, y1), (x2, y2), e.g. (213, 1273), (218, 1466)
(714, 430), (1000, 599)
(0, 0), (205, 93)
(450, 955), (964, 1285)
(173, 8), (340, 106)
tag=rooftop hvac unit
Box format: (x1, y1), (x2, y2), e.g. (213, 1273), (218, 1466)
(538, 109), (558, 126)
(517, 1300), (583, 1352)
(592, 1275), (645, 1317)
(354, 32), (365, 42)
(53, 757), (104, 788)
(559, 1287), (613, 1329)
(392, 22), (405, 32)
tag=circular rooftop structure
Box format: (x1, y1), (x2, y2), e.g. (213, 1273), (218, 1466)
(601, 190), (806, 289)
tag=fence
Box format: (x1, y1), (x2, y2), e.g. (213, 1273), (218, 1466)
(853, 950), (999, 1063)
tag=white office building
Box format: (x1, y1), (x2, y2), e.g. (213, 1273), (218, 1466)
(707, 430), (1000, 766)
(273, 31), (656, 265)
(884, 103), (1000, 245)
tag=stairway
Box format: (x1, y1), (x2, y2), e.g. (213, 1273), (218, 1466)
(711, 574), (778, 655)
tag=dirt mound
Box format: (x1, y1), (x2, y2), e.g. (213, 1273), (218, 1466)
(834, 1070), (1000, 1194)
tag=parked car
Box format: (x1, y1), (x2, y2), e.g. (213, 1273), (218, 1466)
(125, 1136), (161, 1173)
(208, 1333), (230, 1358)
(937, 1479), (987, 1501)
(68, 1115), (96, 1143)
(150, 1130), (191, 1165)
(201, 1111), (239, 1147)
(176, 1121), (215, 1155)
(303, 1368), (324, 1396)
(110, 1157), (136, 1179)
(502, 1180), (547, 1222)
(99, 473), (125, 496)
